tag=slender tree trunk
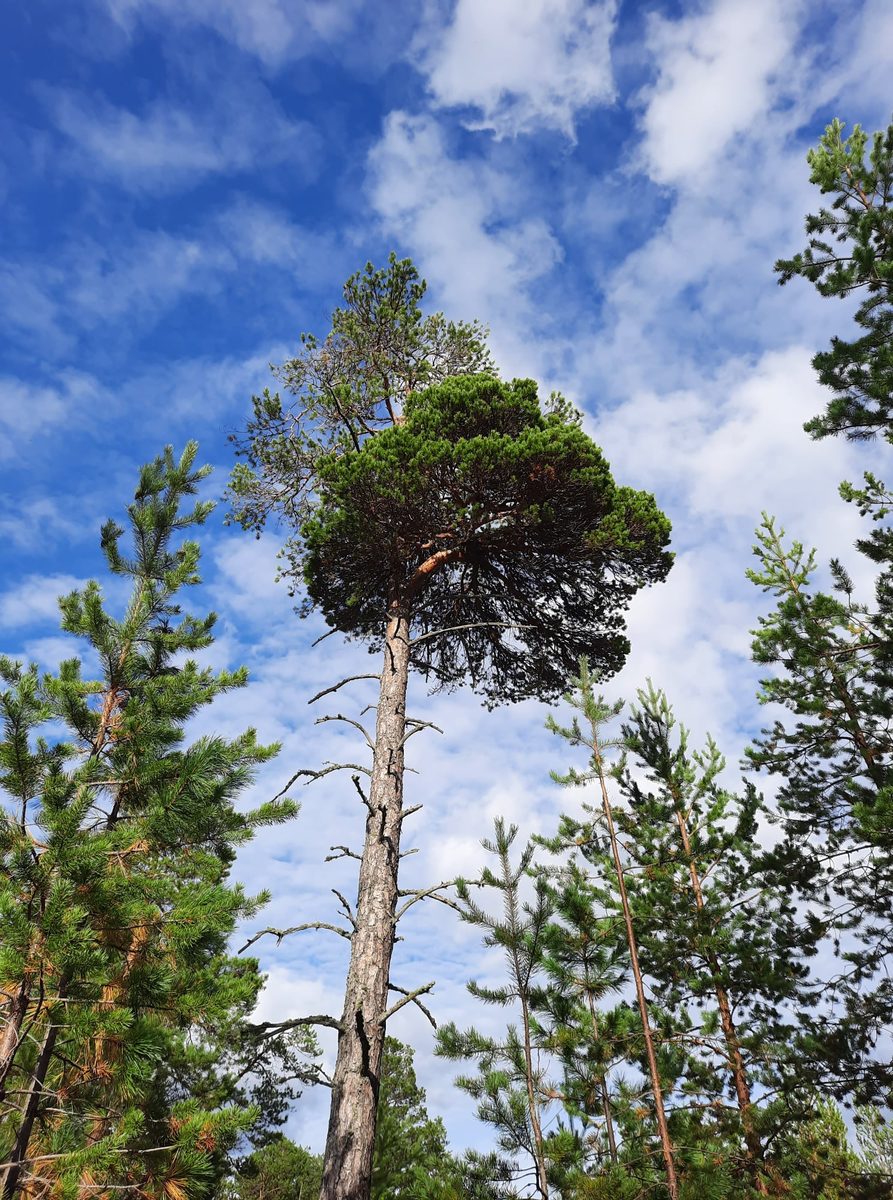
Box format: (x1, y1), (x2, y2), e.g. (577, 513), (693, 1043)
(600, 1076), (618, 1166)
(504, 862), (548, 1200)
(672, 810), (767, 1186)
(1, 978), (68, 1200)
(0, 982), (30, 1106)
(591, 744), (679, 1200)
(319, 607), (410, 1200)
(585, 996), (618, 1166)
(519, 995), (549, 1199)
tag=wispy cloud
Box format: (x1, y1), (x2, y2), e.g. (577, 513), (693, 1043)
(0, 574), (87, 629)
(100, 0), (376, 68)
(42, 84), (320, 193)
(0, 371), (111, 454)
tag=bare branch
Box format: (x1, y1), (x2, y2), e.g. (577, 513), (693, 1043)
(239, 922), (352, 953)
(332, 889), (358, 929)
(388, 983), (437, 1030)
(352, 774), (372, 809)
(311, 629), (339, 648)
(394, 881), (460, 922)
(296, 762), (373, 790)
(400, 847), (419, 859)
(271, 769), (320, 802)
(409, 622), (535, 646)
(314, 713), (375, 750)
(399, 720), (444, 747)
(308, 675), (381, 705)
(251, 1015), (343, 1036)
(326, 845), (362, 862)
(379, 982), (436, 1026)
(396, 804), (423, 824)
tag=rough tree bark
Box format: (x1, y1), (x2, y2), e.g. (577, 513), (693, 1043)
(0, 982), (30, 1106)
(319, 605), (411, 1200)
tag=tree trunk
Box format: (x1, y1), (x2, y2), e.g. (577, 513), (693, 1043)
(585, 998), (618, 1167)
(1, 978), (68, 1200)
(0, 981), (30, 1106)
(319, 607), (410, 1200)
(673, 810), (767, 1185)
(590, 743), (679, 1200)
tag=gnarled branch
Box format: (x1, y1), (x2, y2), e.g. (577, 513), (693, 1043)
(399, 719), (445, 748)
(387, 983), (437, 1029)
(379, 982), (436, 1026)
(409, 621), (535, 646)
(326, 845), (362, 862)
(332, 889), (358, 929)
(250, 1015), (343, 1036)
(239, 921), (352, 953)
(396, 804), (423, 824)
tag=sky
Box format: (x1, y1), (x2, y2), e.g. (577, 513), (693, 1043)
(2, 0), (893, 1160)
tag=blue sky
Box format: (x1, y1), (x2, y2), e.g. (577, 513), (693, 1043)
(2, 0), (892, 1158)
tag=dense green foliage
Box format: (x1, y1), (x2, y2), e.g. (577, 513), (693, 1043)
(232, 1138), (323, 1200)
(371, 1038), (450, 1199)
(777, 116), (893, 443)
(304, 372), (672, 703)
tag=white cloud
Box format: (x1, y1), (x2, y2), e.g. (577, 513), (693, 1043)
(0, 497), (89, 550)
(43, 85), (319, 193)
(0, 229), (235, 351)
(0, 575), (87, 629)
(0, 372), (110, 455)
(367, 111), (564, 377)
(100, 0), (367, 67)
(415, 0), (617, 138)
(636, 0), (802, 186)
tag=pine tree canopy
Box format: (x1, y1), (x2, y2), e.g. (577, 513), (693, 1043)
(303, 373), (672, 705)
(776, 115), (893, 442)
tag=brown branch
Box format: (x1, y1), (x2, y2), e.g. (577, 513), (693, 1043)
(396, 804), (423, 823)
(332, 889), (358, 929)
(399, 720), (444, 747)
(379, 982), (436, 1025)
(394, 881), (460, 922)
(250, 1015), (343, 1036)
(307, 675), (381, 705)
(326, 845), (362, 862)
(404, 548), (465, 600)
(387, 983), (437, 1029)
(239, 922), (352, 953)
(314, 713), (375, 750)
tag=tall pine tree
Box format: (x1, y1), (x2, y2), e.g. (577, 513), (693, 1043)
(228, 257), (673, 1200)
